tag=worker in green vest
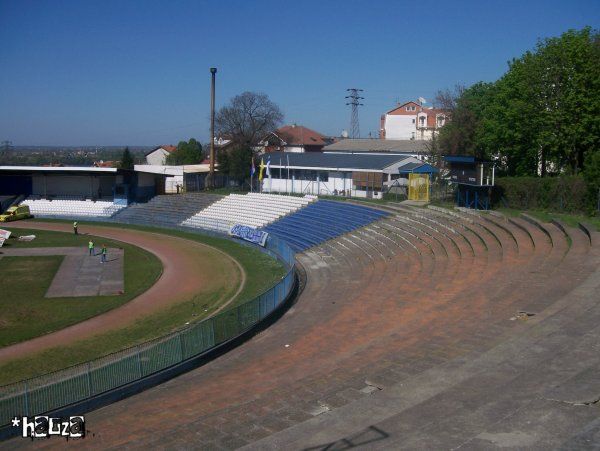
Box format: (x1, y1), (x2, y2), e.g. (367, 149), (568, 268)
(88, 240), (95, 256)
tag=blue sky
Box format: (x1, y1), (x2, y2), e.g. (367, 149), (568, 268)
(0, 0), (598, 146)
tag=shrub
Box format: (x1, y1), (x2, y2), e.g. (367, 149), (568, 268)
(494, 176), (588, 213)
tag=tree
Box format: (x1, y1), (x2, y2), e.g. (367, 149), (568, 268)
(166, 138), (203, 165)
(436, 82), (494, 158)
(215, 91), (284, 147)
(434, 85), (465, 110)
(120, 147), (134, 169)
(437, 27), (600, 177)
(216, 144), (252, 184)
(583, 150), (600, 211)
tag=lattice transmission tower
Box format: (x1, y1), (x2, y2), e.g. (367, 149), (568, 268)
(345, 88), (364, 139)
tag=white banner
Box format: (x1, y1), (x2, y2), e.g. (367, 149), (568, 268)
(229, 224), (269, 247)
(0, 229), (11, 248)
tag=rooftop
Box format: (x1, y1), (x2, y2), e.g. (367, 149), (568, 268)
(323, 139), (429, 153)
(270, 125), (328, 147)
(264, 151), (411, 171)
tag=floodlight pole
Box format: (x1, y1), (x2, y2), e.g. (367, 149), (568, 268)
(209, 67), (217, 189)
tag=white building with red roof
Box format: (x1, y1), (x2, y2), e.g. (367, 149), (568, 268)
(380, 101), (448, 140)
(145, 144), (177, 165)
(260, 124), (332, 153)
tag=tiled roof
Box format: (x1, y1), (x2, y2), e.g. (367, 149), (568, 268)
(273, 125), (328, 147)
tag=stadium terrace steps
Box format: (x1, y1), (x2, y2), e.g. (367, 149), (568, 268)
(181, 193), (317, 232)
(263, 200), (390, 252)
(112, 192), (223, 226)
(33, 198), (600, 449)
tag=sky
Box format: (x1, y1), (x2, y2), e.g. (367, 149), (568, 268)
(0, 0), (598, 146)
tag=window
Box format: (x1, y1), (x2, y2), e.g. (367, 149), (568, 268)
(412, 119), (415, 124)
(437, 115), (445, 127)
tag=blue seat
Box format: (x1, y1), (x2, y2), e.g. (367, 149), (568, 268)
(263, 200), (390, 252)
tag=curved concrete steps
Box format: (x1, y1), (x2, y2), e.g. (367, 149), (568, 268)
(33, 206), (598, 450)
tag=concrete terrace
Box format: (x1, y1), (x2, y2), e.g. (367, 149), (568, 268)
(9, 204), (600, 450)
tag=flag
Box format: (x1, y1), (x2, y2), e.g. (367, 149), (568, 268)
(259, 158), (265, 182)
(266, 157), (271, 177)
(251, 157), (256, 177)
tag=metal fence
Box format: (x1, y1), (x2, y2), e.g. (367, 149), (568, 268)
(0, 230), (296, 427)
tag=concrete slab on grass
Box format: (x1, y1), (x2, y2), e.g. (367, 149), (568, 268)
(0, 246), (124, 297)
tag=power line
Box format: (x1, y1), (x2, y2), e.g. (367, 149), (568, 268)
(345, 88), (364, 139)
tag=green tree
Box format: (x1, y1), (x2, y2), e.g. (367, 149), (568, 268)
(583, 150), (600, 212)
(437, 82), (494, 158)
(216, 144), (252, 184)
(166, 138), (203, 165)
(120, 147), (134, 169)
(438, 27), (599, 177)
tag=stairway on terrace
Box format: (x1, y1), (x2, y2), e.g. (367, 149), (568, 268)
(43, 205), (600, 450)
(113, 193), (223, 227)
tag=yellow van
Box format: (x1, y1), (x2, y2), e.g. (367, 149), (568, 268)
(0, 205), (32, 222)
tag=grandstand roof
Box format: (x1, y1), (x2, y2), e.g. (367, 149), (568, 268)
(265, 152), (412, 171)
(398, 162), (439, 173)
(323, 139), (428, 153)
(0, 166), (169, 176)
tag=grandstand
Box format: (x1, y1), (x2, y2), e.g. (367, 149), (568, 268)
(1, 183), (599, 448)
(181, 193), (316, 232)
(21, 197), (125, 218)
(263, 200), (389, 251)
(113, 192), (223, 226)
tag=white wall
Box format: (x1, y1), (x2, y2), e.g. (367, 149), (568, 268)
(146, 149), (169, 165)
(134, 164), (204, 193)
(261, 172), (373, 198)
(285, 146), (304, 153)
(385, 115), (416, 140)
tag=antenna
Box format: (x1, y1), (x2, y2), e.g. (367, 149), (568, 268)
(345, 88), (364, 139)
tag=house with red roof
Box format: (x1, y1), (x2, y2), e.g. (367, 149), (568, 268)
(260, 125), (332, 153)
(145, 145), (177, 165)
(380, 101), (448, 140)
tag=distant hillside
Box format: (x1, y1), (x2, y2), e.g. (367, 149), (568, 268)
(0, 146), (152, 166)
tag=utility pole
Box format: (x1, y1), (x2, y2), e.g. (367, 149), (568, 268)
(345, 89), (364, 139)
(208, 67), (217, 189)
(1, 141), (12, 152)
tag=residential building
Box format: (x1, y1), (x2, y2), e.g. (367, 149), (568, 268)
(380, 101), (448, 140)
(260, 125), (331, 153)
(145, 145), (177, 165)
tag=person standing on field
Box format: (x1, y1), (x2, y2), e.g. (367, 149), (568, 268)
(73, 221), (78, 235)
(101, 244), (107, 263)
(88, 240), (95, 256)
